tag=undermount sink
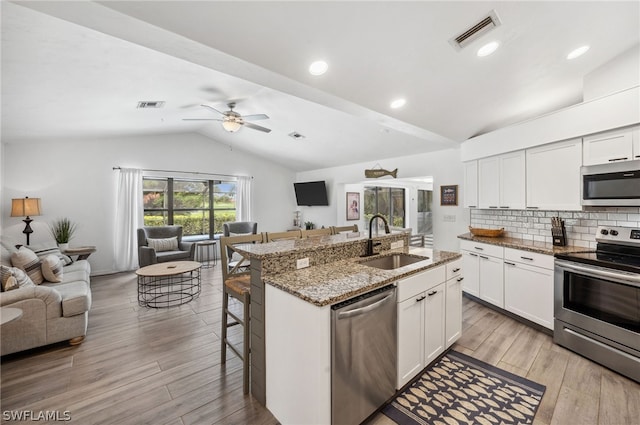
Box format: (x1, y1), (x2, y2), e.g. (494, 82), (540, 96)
(360, 253), (428, 270)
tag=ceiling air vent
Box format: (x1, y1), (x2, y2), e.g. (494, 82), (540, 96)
(137, 101), (165, 109)
(449, 10), (501, 51)
(288, 131), (306, 140)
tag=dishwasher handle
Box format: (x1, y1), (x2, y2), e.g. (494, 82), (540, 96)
(337, 291), (395, 320)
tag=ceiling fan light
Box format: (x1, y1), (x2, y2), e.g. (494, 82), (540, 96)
(222, 120), (242, 132)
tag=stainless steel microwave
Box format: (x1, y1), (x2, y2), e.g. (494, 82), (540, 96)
(581, 159), (640, 206)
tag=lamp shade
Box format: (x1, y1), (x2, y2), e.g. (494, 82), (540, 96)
(11, 197), (41, 217)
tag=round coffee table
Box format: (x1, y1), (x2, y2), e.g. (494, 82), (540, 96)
(136, 261), (202, 308)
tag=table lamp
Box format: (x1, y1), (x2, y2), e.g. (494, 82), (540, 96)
(11, 197), (41, 245)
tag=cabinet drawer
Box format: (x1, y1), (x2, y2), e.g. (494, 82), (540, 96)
(460, 240), (504, 258)
(397, 266), (446, 302)
(504, 248), (554, 270)
(446, 259), (462, 280)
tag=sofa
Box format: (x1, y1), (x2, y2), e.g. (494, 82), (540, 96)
(137, 225), (196, 267)
(1, 242), (91, 356)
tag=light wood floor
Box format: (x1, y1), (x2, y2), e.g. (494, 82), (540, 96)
(2, 267), (639, 425)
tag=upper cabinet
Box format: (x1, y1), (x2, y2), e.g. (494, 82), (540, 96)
(583, 126), (639, 165)
(478, 151), (525, 210)
(526, 139), (582, 211)
(463, 161), (478, 208)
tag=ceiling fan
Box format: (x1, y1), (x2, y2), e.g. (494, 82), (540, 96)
(183, 102), (271, 133)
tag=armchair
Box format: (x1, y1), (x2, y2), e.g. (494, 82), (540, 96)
(137, 226), (196, 268)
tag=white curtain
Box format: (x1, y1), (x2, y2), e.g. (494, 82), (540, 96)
(113, 168), (143, 271)
(236, 176), (252, 222)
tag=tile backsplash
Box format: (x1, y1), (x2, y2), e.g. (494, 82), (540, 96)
(470, 207), (640, 248)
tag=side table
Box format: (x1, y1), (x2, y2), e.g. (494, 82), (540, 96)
(195, 240), (217, 268)
(62, 246), (96, 261)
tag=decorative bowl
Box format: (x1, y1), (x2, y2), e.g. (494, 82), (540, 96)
(469, 226), (505, 237)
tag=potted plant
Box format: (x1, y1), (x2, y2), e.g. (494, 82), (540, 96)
(304, 221), (315, 230)
(49, 218), (77, 250)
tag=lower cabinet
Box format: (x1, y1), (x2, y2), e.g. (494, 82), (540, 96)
(397, 261), (462, 389)
(460, 240), (504, 308)
(479, 254), (504, 308)
(503, 248), (554, 330)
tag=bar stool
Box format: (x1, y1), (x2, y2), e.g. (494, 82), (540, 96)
(219, 233), (264, 394)
(195, 240), (217, 268)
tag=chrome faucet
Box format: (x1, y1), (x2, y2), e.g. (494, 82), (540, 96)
(365, 214), (390, 256)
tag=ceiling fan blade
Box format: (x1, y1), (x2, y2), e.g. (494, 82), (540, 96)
(200, 104), (226, 116)
(244, 122), (272, 133)
(182, 118), (223, 121)
(242, 114), (269, 121)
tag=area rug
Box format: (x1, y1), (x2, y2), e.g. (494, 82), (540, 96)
(383, 351), (546, 425)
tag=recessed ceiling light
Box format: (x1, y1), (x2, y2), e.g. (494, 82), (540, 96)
(390, 98), (406, 109)
(567, 45), (590, 60)
(477, 41), (500, 57)
(309, 60), (328, 76)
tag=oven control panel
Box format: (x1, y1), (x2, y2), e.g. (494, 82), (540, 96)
(596, 225), (640, 245)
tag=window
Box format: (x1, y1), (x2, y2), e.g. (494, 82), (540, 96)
(143, 177), (236, 238)
(363, 186), (405, 230)
(417, 189), (433, 235)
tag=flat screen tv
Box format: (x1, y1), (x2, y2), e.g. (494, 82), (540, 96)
(294, 181), (329, 206)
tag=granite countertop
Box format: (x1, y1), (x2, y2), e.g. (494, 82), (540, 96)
(457, 232), (588, 255)
(264, 249), (462, 307)
(234, 231), (406, 259)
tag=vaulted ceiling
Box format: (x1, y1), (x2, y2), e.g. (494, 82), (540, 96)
(2, 1), (639, 171)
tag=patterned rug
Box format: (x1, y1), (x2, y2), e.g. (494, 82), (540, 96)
(382, 351), (546, 425)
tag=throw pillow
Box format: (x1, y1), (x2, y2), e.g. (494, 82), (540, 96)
(229, 232), (252, 237)
(41, 255), (64, 283)
(30, 245), (73, 266)
(10, 246), (44, 285)
(147, 237), (179, 252)
(1, 265), (35, 291)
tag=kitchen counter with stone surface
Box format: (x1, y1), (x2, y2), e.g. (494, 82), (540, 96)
(264, 249), (461, 307)
(457, 232), (589, 255)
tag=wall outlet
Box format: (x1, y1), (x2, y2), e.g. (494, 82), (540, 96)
(390, 240), (404, 249)
(444, 215), (457, 222)
(296, 257), (310, 269)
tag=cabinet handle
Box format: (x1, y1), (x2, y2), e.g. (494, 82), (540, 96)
(468, 205), (477, 208)
(499, 206), (510, 209)
(608, 157), (628, 162)
(526, 206), (539, 210)
(623, 173), (635, 177)
(520, 256), (534, 261)
(504, 261), (516, 266)
(452, 268), (461, 273)
(479, 255), (489, 260)
(416, 295), (426, 302)
(474, 247), (484, 251)
(469, 253), (478, 257)
(427, 290), (438, 296)
(457, 277), (464, 282)
(489, 206), (498, 209)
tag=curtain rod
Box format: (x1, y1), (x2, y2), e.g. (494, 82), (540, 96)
(112, 166), (252, 179)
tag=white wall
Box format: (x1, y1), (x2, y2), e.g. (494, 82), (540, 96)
(295, 148), (467, 253)
(1, 132), (296, 274)
(584, 44), (640, 101)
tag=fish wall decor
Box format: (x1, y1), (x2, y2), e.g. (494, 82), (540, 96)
(364, 168), (398, 178)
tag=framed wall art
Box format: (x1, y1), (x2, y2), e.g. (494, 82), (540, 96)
(346, 192), (360, 220)
(440, 185), (458, 206)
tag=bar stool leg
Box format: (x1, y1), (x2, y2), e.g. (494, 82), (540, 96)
(221, 288), (229, 364)
(243, 291), (251, 394)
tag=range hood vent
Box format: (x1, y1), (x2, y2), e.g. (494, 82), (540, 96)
(449, 10), (501, 50)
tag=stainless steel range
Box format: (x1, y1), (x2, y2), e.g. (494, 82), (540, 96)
(554, 225), (640, 383)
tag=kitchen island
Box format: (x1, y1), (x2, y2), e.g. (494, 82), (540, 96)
(234, 231), (462, 424)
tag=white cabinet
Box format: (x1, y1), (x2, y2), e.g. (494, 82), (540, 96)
(526, 139), (583, 211)
(396, 266), (448, 389)
(633, 127), (640, 160)
(460, 240), (504, 308)
(461, 251), (479, 296)
(445, 260), (463, 347)
(503, 248), (554, 330)
(583, 127), (637, 165)
(478, 151), (526, 209)
(463, 161), (479, 208)
(424, 282), (445, 365)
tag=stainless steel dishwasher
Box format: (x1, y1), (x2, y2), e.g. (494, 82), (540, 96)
(331, 284), (397, 425)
